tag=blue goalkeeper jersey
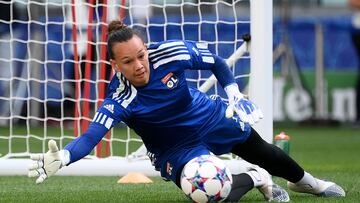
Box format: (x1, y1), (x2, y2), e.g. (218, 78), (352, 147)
(64, 40), (250, 173)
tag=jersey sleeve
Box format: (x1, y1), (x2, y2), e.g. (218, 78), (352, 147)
(148, 40), (191, 72)
(185, 41), (215, 69)
(64, 99), (130, 164)
(185, 41), (235, 88)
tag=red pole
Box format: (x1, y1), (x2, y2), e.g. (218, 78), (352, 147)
(71, 0), (81, 137)
(120, 0), (126, 20)
(82, 0), (95, 135)
(96, 0), (109, 158)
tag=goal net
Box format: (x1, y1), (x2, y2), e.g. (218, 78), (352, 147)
(0, 0), (272, 175)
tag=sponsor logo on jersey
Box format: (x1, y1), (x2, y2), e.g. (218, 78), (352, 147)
(161, 72), (178, 89)
(103, 104), (114, 114)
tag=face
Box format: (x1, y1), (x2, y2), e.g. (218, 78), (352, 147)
(110, 35), (150, 87)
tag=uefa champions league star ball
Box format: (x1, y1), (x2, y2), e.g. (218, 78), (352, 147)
(180, 155), (233, 203)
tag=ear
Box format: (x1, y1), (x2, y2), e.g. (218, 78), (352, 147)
(110, 59), (119, 72)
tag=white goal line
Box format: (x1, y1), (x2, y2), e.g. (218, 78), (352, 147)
(0, 158), (252, 176)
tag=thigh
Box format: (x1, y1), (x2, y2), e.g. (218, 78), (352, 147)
(203, 115), (252, 155)
(161, 146), (210, 186)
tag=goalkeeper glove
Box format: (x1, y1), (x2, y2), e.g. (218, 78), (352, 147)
(224, 83), (263, 125)
(28, 140), (70, 184)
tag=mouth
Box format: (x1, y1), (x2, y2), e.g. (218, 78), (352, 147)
(135, 69), (146, 78)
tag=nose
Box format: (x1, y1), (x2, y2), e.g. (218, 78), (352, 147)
(135, 59), (143, 70)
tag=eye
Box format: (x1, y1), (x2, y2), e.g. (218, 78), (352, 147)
(138, 54), (145, 59)
(123, 60), (131, 64)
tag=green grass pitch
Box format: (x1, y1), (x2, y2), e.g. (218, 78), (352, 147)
(0, 125), (359, 202)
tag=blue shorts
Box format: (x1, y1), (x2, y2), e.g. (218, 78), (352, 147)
(160, 114), (252, 183)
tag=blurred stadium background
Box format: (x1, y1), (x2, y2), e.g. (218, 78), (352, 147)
(0, 0), (359, 202)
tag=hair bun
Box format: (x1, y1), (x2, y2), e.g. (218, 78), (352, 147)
(108, 20), (127, 35)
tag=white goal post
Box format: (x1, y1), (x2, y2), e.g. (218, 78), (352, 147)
(0, 0), (272, 176)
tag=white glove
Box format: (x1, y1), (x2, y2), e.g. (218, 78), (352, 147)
(224, 83), (263, 125)
(28, 140), (69, 184)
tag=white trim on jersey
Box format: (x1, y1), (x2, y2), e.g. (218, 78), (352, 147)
(148, 41), (191, 69)
(121, 85), (137, 108)
(194, 42), (215, 64)
(148, 41), (185, 54)
(111, 73), (137, 109)
(197, 49), (214, 63)
(200, 52), (212, 56)
(92, 112), (99, 122)
(202, 56), (214, 64)
(104, 117), (114, 129)
(150, 50), (189, 63)
(198, 48), (210, 52)
(95, 113), (103, 123)
(100, 114), (107, 124)
(198, 50), (211, 54)
(149, 45), (187, 60)
(195, 42), (208, 49)
(153, 54), (191, 69)
(112, 72), (126, 99)
(92, 112), (114, 130)
(150, 49), (188, 62)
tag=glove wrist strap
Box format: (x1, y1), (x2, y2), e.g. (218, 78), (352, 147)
(224, 83), (243, 100)
(59, 149), (70, 167)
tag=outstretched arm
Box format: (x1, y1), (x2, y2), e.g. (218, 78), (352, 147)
(186, 41), (263, 125)
(64, 123), (109, 164)
(28, 123), (110, 184)
(28, 99), (123, 184)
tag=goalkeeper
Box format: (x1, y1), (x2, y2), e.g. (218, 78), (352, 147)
(28, 20), (345, 202)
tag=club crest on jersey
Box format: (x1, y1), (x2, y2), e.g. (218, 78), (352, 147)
(161, 72), (178, 89)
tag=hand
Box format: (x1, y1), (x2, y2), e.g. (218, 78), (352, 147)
(224, 83), (263, 125)
(225, 94), (263, 125)
(28, 140), (62, 184)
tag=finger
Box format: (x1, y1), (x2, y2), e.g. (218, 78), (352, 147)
(250, 112), (259, 124)
(30, 154), (44, 161)
(242, 102), (253, 115)
(28, 168), (45, 178)
(236, 103), (249, 121)
(28, 170), (40, 178)
(250, 110), (262, 124)
(225, 104), (234, 118)
(36, 173), (47, 184)
(247, 115), (255, 125)
(235, 108), (249, 123)
(28, 160), (44, 170)
(250, 103), (263, 119)
(48, 140), (59, 153)
(238, 102), (249, 115)
(247, 105), (259, 123)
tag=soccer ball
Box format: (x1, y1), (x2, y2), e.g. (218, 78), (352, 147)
(180, 155), (233, 203)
